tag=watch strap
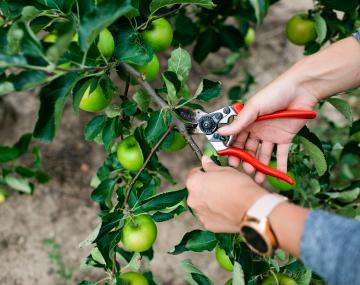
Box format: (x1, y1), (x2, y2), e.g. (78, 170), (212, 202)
(246, 194), (288, 221)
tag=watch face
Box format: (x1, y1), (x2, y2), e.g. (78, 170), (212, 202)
(241, 225), (268, 254)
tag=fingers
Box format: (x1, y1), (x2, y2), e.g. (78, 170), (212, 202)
(228, 132), (249, 167)
(218, 101), (259, 136)
(276, 143), (290, 173)
(254, 141), (274, 184)
(242, 137), (259, 173)
(201, 156), (222, 172)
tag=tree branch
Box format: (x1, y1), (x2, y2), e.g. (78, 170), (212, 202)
(118, 63), (203, 161)
(124, 126), (173, 206)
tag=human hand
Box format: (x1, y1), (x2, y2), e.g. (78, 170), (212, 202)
(219, 72), (319, 183)
(186, 156), (267, 233)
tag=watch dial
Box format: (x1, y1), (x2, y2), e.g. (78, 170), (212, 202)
(241, 226), (268, 254)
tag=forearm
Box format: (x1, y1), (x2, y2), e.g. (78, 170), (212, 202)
(289, 37), (360, 101)
(268, 202), (309, 257)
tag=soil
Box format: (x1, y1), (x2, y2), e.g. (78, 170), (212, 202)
(0, 1), (314, 285)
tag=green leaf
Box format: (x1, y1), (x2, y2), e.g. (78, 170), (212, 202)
(162, 71), (181, 105)
(232, 262), (245, 285)
(133, 89), (151, 112)
(0, 54), (27, 68)
(150, 0), (215, 14)
(193, 28), (220, 63)
(135, 188), (187, 213)
(249, 0), (269, 24)
(78, 0), (134, 51)
(0, 133), (32, 163)
(114, 28), (153, 65)
(350, 119), (360, 136)
(324, 188), (360, 203)
(314, 13), (327, 44)
(9, 70), (47, 93)
(79, 222), (102, 248)
(195, 79), (222, 102)
(299, 136), (327, 176)
(90, 178), (116, 208)
(327, 97), (352, 124)
(5, 175), (33, 194)
(33, 73), (78, 142)
(180, 259), (214, 285)
(151, 204), (187, 222)
(170, 230), (217, 255)
(145, 110), (172, 145)
(0, 81), (15, 95)
(35, 0), (75, 12)
(84, 115), (108, 141)
(168, 47), (191, 82)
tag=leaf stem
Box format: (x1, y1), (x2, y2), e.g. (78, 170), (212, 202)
(123, 126), (173, 207)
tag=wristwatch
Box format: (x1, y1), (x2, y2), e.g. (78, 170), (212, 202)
(239, 194), (288, 255)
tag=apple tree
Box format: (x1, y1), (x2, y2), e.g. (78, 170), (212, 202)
(0, 0), (359, 285)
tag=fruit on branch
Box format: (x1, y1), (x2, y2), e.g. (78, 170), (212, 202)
(244, 27), (255, 46)
(121, 214), (157, 252)
(116, 136), (144, 171)
(160, 131), (187, 152)
(286, 14), (317, 45)
(141, 18), (173, 52)
(215, 243), (233, 272)
(133, 54), (160, 82)
(79, 83), (112, 112)
(121, 271), (149, 285)
(97, 28), (115, 57)
(43, 33), (78, 43)
(267, 161), (296, 191)
(261, 273), (297, 285)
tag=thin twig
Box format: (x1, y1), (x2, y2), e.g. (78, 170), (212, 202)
(118, 63), (203, 161)
(136, 4), (190, 31)
(124, 126), (173, 207)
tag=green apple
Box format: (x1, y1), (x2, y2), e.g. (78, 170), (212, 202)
(286, 14), (316, 46)
(244, 27), (255, 46)
(160, 131), (187, 152)
(116, 136), (144, 171)
(261, 273), (297, 285)
(141, 18), (173, 52)
(133, 54), (160, 82)
(215, 243), (233, 272)
(121, 272), (149, 285)
(121, 214), (157, 252)
(267, 161), (297, 191)
(79, 83), (112, 112)
(97, 28), (114, 57)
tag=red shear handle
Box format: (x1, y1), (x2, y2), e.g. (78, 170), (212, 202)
(232, 102), (316, 120)
(217, 147), (295, 185)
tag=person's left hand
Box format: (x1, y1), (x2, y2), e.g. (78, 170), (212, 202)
(186, 156), (267, 233)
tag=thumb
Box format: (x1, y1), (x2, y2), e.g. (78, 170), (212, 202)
(218, 102), (259, 136)
(202, 156), (222, 172)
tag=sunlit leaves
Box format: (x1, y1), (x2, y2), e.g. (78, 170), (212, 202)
(168, 47), (191, 82)
(145, 110), (172, 145)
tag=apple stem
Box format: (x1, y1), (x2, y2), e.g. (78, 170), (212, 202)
(123, 126), (173, 207)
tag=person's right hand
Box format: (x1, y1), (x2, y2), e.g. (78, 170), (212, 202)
(218, 72), (319, 184)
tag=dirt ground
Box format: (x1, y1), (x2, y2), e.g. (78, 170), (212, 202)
(0, 1), (314, 284)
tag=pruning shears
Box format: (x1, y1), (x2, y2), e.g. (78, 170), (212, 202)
(176, 102), (317, 185)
